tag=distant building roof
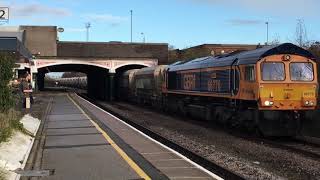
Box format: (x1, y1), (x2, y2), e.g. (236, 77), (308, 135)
(185, 43), (259, 49)
(0, 26), (24, 42)
(0, 37), (32, 60)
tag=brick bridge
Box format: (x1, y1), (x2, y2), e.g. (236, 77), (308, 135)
(32, 41), (168, 100)
(0, 26), (168, 100)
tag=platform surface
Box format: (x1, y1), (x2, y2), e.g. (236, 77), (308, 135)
(36, 94), (218, 180)
(41, 95), (141, 180)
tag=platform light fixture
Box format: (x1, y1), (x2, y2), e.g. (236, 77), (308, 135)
(141, 32), (145, 43)
(57, 27), (64, 32)
(130, 10), (133, 43)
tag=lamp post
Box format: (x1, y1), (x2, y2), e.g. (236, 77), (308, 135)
(130, 10), (133, 43)
(141, 32), (145, 43)
(265, 22), (269, 45)
(85, 22), (91, 42)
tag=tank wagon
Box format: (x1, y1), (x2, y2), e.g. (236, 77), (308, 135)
(57, 77), (87, 89)
(119, 43), (319, 136)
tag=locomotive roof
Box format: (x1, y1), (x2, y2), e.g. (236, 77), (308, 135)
(168, 43), (315, 71)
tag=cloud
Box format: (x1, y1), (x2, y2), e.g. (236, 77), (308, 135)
(227, 19), (263, 26)
(182, 0), (319, 16)
(83, 13), (128, 25)
(9, 2), (72, 19)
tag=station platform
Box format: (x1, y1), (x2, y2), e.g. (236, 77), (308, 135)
(31, 93), (219, 180)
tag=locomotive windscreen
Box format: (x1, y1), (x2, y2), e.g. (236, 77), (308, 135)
(290, 63), (314, 81)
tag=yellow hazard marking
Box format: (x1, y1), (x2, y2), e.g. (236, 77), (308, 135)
(67, 94), (151, 180)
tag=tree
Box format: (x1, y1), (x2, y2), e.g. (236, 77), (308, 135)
(0, 52), (15, 112)
(270, 34), (281, 45)
(295, 19), (309, 48)
(168, 45), (176, 50)
(308, 41), (320, 59)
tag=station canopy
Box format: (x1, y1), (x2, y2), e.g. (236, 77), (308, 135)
(0, 37), (32, 62)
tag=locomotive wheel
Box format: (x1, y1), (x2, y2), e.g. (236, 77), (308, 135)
(215, 106), (233, 125)
(301, 110), (320, 136)
(177, 100), (187, 116)
(236, 109), (257, 133)
(256, 111), (299, 137)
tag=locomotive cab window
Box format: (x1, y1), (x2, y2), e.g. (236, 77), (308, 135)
(290, 62), (314, 81)
(245, 65), (255, 81)
(261, 62), (285, 81)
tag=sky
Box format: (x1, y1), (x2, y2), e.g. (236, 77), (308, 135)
(1, 0), (320, 49)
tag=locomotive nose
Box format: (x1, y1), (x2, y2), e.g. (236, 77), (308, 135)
(259, 84), (317, 110)
(302, 89), (317, 107)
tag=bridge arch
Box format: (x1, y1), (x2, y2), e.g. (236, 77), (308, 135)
(33, 60), (111, 72)
(31, 58), (158, 101)
(112, 61), (156, 72)
(35, 63), (110, 100)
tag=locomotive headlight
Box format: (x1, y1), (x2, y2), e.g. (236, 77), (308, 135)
(282, 54), (291, 61)
(264, 100), (273, 106)
(304, 100), (315, 106)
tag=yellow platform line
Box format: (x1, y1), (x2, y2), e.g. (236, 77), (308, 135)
(68, 95), (151, 180)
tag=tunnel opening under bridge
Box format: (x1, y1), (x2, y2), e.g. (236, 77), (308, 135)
(36, 63), (148, 101)
(113, 64), (147, 100)
(36, 64), (112, 100)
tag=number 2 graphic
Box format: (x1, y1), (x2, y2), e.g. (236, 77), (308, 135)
(0, 10), (5, 19)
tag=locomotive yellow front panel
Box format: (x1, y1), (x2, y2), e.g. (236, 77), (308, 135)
(259, 83), (317, 110)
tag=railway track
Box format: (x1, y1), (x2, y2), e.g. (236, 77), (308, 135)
(78, 91), (320, 161)
(114, 101), (320, 161)
(77, 93), (245, 180)
(254, 137), (320, 160)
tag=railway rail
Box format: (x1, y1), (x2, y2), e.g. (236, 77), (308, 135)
(77, 93), (245, 180)
(252, 138), (320, 160)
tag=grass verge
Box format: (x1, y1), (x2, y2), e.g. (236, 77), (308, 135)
(0, 168), (6, 180)
(0, 109), (23, 143)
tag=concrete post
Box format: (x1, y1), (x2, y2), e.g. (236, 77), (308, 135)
(25, 97), (31, 109)
(32, 73), (37, 91)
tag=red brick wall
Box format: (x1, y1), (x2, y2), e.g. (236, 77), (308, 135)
(57, 42), (169, 64)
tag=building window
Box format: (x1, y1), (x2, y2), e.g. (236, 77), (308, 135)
(245, 65), (255, 81)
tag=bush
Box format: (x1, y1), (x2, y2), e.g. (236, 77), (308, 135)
(0, 52), (15, 112)
(0, 52), (23, 143)
(0, 168), (6, 180)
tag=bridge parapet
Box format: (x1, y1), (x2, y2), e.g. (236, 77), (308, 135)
(31, 58), (158, 73)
